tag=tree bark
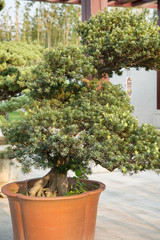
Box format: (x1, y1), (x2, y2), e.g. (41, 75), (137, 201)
(15, 0), (19, 41)
(29, 169), (68, 197)
(5, 113), (9, 121)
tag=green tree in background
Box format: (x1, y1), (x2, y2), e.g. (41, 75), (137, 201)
(0, 1), (80, 48)
(21, 3), (32, 43)
(0, 0), (4, 11)
(0, 41), (44, 115)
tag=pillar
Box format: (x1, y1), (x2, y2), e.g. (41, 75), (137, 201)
(81, 0), (108, 21)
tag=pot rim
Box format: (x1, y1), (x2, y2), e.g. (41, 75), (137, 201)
(1, 177), (106, 201)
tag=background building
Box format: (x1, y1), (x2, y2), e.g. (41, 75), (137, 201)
(110, 69), (160, 128)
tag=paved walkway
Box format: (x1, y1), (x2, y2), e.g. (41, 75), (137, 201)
(92, 171), (160, 240)
(0, 170), (160, 240)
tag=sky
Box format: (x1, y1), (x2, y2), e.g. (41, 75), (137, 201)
(2, 0), (40, 21)
(2, 0), (155, 23)
(2, 0), (73, 21)
(1, 0), (48, 27)
(4, 0), (18, 9)
(4, 0), (39, 9)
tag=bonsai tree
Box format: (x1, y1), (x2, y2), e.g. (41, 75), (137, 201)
(77, 8), (160, 78)
(0, 41), (44, 116)
(1, 43), (160, 197)
(1, 9), (160, 197)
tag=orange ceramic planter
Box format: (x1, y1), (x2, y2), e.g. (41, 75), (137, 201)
(2, 177), (105, 240)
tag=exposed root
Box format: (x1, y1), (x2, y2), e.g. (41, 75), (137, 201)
(28, 170), (68, 197)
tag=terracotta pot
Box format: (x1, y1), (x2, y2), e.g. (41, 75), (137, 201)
(0, 145), (20, 197)
(2, 177), (105, 240)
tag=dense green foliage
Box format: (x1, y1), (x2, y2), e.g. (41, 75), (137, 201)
(1, 9), (160, 178)
(0, 41), (44, 114)
(1, 46), (95, 173)
(77, 9), (160, 78)
(2, 45), (160, 175)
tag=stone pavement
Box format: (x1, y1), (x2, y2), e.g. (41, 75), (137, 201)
(92, 171), (160, 240)
(0, 170), (160, 240)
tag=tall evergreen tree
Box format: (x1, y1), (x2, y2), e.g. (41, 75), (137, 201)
(15, 0), (20, 41)
(0, 1), (80, 47)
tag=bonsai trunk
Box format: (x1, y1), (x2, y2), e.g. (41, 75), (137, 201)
(28, 169), (68, 197)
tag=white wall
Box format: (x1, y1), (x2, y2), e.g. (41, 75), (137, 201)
(110, 68), (160, 127)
